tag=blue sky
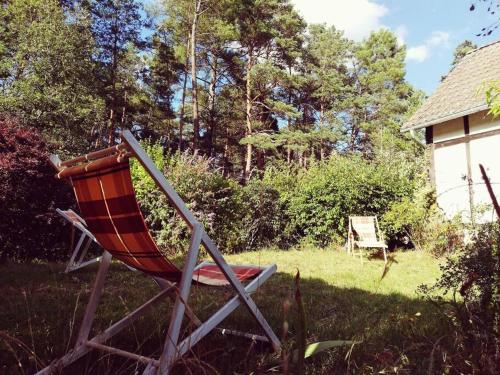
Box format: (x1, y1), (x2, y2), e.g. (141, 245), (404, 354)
(291, 0), (499, 94)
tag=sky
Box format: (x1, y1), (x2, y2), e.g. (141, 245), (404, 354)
(291, 0), (499, 94)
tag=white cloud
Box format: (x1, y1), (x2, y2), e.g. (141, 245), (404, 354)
(407, 45), (429, 62)
(291, 0), (388, 41)
(427, 30), (450, 47)
(394, 25), (408, 46)
(406, 31), (450, 63)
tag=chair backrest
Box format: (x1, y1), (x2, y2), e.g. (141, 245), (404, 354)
(55, 151), (182, 281)
(350, 216), (378, 242)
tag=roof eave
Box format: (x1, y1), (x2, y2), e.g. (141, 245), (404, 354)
(401, 104), (489, 132)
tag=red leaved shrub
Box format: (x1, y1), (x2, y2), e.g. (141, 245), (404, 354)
(0, 116), (74, 262)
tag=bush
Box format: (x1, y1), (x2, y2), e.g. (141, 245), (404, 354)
(382, 182), (464, 255)
(0, 116), (73, 262)
(241, 178), (290, 249)
(131, 143), (247, 253)
(131, 142), (426, 252)
(282, 155), (416, 246)
(419, 223), (500, 374)
(131, 142), (294, 254)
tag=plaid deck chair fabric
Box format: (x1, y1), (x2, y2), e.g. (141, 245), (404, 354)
(58, 154), (261, 285)
(350, 216), (386, 247)
(348, 216), (387, 263)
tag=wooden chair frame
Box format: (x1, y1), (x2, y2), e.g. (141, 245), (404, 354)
(347, 215), (388, 264)
(38, 130), (280, 375)
(56, 208), (102, 273)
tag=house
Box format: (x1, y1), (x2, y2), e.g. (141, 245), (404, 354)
(402, 40), (500, 222)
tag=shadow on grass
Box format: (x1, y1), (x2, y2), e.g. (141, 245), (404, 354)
(0, 261), (452, 374)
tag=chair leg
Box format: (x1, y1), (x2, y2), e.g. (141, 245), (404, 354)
(175, 264), (277, 359)
(65, 232), (86, 273)
(382, 247), (387, 264)
(36, 281), (174, 375)
(76, 251), (112, 346)
(158, 225), (202, 374)
(201, 231), (281, 351)
(76, 236), (93, 264)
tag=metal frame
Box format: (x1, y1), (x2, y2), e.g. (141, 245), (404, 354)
(56, 209), (102, 273)
(347, 216), (388, 264)
(38, 130), (280, 374)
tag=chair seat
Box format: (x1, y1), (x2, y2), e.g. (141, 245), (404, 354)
(354, 241), (387, 248)
(192, 263), (262, 286)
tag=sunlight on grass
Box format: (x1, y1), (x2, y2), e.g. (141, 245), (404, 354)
(224, 247), (442, 297)
(0, 248), (448, 374)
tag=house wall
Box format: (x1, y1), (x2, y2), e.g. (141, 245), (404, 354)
(430, 110), (500, 221)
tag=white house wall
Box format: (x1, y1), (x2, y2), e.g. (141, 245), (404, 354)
(469, 111), (500, 222)
(434, 143), (470, 220)
(432, 110), (500, 221)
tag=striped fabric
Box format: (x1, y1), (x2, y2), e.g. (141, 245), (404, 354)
(70, 158), (182, 280)
(351, 216), (378, 242)
(193, 265), (262, 286)
(60, 154), (261, 285)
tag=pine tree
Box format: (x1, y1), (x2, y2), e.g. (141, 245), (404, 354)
(349, 29), (413, 155)
(85, 0), (148, 144)
(451, 40), (478, 68)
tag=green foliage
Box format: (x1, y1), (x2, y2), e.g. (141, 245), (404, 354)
(419, 223), (500, 374)
(485, 79), (500, 117)
(130, 143), (426, 252)
(130, 141), (291, 253)
(281, 154), (418, 246)
(131, 141), (244, 253)
(241, 178), (289, 248)
(382, 181), (464, 255)
(0, 0), (104, 153)
(451, 40), (477, 69)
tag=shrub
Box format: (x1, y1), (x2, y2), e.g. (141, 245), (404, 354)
(131, 143), (426, 252)
(131, 142), (247, 253)
(284, 155), (416, 246)
(419, 223), (500, 374)
(241, 178), (290, 249)
(131, 142), (294, 253)
(0, 116), (73, 262)
(382, 182), (464, 255)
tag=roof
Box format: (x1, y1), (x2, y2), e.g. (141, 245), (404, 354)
(402, 40), (500, 132)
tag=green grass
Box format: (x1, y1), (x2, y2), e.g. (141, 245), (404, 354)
(0, 248), (452, 374)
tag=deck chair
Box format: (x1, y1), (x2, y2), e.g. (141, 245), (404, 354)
(56, 208), (102, 273)
(347, 216), (387, 264)
(38, 130), (280, 375)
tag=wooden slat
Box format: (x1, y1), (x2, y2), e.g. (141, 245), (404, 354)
(58, 144), (128, 168)
(85, 342), (159, 366)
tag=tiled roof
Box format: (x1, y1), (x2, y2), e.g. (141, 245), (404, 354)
(402, 40), (500, 131)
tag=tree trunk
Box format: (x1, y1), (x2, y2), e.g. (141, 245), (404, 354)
(107, 108), (114, 145)
(108, 13), (119, 146)
(319, 103), (325, 160)
(121, 91), (127, 128)
(179, 36), (189, 151)
(190, 0), (202, 150)
(207, 56), (217, 155)
(244, 52), (254, 182)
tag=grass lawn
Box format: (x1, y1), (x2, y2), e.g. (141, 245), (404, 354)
(0, 248), (451, 374)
